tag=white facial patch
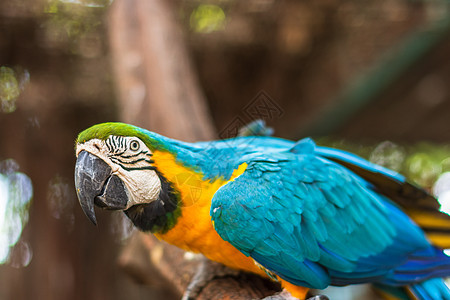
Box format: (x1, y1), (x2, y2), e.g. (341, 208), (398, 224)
(76, 137), (162, 209)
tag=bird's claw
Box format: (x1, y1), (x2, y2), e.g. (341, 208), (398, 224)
(181, 257), (240, 300)
(261, 290), (329, 300)
(307, 296), (329, 300)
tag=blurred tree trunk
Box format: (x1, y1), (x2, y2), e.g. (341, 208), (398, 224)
(107, 0), (279, 299)
(108, 0), (215, 141)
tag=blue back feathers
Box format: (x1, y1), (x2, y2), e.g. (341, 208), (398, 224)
(80, 123), (450, 299)
(202, 137), (450, 299)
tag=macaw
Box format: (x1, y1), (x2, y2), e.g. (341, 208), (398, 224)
(74, 121), (450, 300)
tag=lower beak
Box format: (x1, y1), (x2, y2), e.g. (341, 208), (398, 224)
(74, 151), (129, 225)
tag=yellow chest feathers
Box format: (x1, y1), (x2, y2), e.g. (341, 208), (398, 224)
(151, 150), (264, 274)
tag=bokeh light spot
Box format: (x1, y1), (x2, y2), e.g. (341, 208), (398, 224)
(110, 212), (135, 244)
(190, 4), (226, 33)
(47, 175), (75, 231)
(0, 160), (33, 266)
(0, 67), (30, 114)
(9, 241), (33, 268)
(433, 172), (450, 215)
(407, 153), (441, 187)
(369, 141), (405, 172)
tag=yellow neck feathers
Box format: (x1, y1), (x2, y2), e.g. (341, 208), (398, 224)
(149, 151), (310, 299)
(150, 150), (261, 272)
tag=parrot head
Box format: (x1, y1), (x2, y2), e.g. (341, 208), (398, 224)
(74, 122), (179, 231)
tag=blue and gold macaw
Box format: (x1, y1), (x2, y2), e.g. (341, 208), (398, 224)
(74, 121), (450, 300)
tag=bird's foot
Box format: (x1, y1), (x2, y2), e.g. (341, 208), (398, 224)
(261, 289), (329, 300)
(307, 296), (329, 300)
(181, 256), (239, 300)
(261, 289), (298, 300)
(238, 119), (274, 137)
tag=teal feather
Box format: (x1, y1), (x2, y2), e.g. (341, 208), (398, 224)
(78, 123), (450, 299)
(210, 148), (449, 294)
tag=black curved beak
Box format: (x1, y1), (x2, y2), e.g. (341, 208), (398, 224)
(74, 151), (129, 225)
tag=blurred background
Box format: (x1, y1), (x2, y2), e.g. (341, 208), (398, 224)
(1, 0), (450, 299)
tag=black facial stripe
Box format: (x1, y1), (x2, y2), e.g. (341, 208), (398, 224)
(106, 137), (156, 170)
(111, 157), (153, 165)
(118, 165), (157, 171)
(106, 139), (113, 152)
(109, 136), (127, 154)
(110, 149), (126, 156)
(121, 150), (151, 159)
(111, 136), (117, 148)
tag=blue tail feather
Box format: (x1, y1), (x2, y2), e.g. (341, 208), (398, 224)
(409, 278), (450, 300)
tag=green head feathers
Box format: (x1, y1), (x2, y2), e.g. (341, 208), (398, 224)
(75, 122), (183, 233)
(76, 122), (168, 152)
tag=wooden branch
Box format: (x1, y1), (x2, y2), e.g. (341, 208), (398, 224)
(107, 0), (282, 298)
(117, 233), (196, 298)
(119, 233), (280, 300)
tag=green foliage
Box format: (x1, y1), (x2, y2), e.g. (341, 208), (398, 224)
(42, 0), (110, 55)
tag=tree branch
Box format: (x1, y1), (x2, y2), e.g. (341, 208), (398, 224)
(108, 0), (282, 298)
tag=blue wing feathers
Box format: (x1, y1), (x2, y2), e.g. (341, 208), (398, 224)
(209, 138), (450, 299)
(303, 214), (328, 242)
(314, 144), (406, 183)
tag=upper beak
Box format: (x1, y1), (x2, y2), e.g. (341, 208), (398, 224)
(74, 150), (129, 225)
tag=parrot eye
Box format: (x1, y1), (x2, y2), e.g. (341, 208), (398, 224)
(130, 140), (140, 151)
